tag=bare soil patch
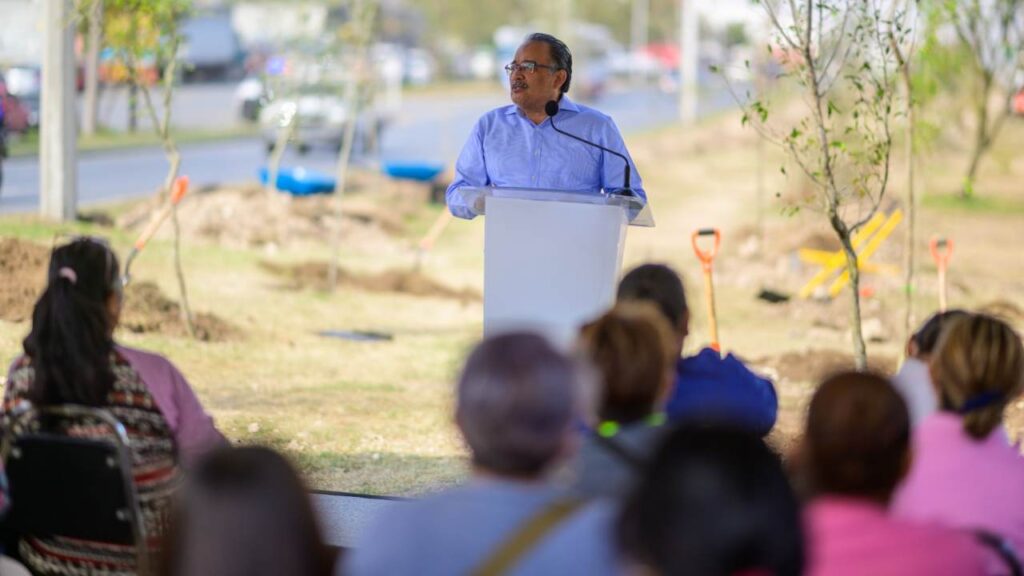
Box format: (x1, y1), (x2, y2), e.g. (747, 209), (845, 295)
(261, 261), (481, 304)
(116, 179), (422, 250)
(0, 238), (49, 322)
(120, 281), (238, 342)
(0, 237), (234, 340)
(752, 348), (898, 384)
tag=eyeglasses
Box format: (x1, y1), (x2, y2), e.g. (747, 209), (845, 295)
(504, 61), (560, 75)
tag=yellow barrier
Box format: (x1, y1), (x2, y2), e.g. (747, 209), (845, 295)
(797, 209), (903, 299)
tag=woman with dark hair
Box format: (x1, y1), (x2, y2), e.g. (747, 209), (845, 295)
(800, 372), (987, 575)
(3, 237), (225, 574)
(160, 446), (334, 576)
(569, 302), (676, 500)
(893, 313), (1024, 555)
(618, 425), (804, 576)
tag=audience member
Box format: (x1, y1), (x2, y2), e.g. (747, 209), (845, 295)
(618, 425), (804, 576)
(2, 237), (225, 574)
(891, 310), (969, 426)
(160, 446), (335, 576)
(617, 263), (777, 435)
(893, 313), (1024, 554)
(344, 333), (620, 576)
(569, 303), (675, 500)
(801, 372), (988, 576)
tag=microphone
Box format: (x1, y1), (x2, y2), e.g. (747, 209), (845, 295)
(545, 100), (633, 196)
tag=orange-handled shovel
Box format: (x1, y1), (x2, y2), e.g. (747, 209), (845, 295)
(929, 236), (953, 313)
(414, 210), (453, 271)
(122, 176), (190, 286)
(692, 228), (722, 352)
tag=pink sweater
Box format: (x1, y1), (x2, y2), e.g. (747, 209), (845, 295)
(114, 345), (227, 463)
(805, 497), (988, 576)
(893, 412), (1024, 554)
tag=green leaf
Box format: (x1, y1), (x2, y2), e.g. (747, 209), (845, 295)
(709, 64), (721, 73)
(790, 128), (802, 139)
(827, 100), (840, 117)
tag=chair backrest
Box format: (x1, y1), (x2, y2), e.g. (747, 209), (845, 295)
(1, 405), (149, 573)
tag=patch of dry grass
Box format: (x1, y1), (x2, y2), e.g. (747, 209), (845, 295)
(3, 110), (1023, 494)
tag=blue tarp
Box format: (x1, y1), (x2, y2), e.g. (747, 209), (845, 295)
(259, 167), (336, 196)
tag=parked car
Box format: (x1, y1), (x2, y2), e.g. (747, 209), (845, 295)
(2, 65), (40, 128)
(0, 72), (31, 134)
(178, 14), (245, 82)
(259, 87), (349, 153)
(235, 75), (272, 122)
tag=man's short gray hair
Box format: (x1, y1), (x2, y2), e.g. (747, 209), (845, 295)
(456, 332), (582, 478)
(525, 32), (572, 95)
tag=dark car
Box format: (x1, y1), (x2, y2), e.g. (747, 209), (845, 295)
(1, 66), (39, 129)
(0, 72), (31, 134)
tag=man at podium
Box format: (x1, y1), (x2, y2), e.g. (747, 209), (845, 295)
(446, 33), (647, 219)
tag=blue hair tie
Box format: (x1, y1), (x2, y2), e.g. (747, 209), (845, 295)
(958, 391), (1004, 414)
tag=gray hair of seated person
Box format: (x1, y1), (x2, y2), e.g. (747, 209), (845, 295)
(456, 332), (584, 478)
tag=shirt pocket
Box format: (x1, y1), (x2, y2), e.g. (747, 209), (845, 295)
(483, 128), (531, 188)
(547, 141), (602, 191)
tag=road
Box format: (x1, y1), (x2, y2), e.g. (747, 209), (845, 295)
(0, 82), (740, 214)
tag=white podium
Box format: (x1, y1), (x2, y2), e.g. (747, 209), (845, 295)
(455, 187), (654, 349)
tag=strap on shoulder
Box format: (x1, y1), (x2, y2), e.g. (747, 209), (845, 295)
(472, 499), (585, 576)
(974, 530), (1023, 576)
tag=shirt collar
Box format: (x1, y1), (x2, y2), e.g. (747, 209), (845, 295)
(505, 95), (581, 116)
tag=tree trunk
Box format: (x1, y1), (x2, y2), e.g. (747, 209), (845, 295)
(82, 0), (102, 137)
(839, 231), (868, 370)
(128, 83), (138, 133)
(328, 61), (365, 291)
(265, 115), (296, 195)
(962, 84), (990, 199)
(902, 102), (916, 347)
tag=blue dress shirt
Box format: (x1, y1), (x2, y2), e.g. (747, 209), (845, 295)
(445, 96), (646, 219)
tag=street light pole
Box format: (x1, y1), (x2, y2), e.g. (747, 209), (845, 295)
(678, 0), (698, 125)
(631, 0), (649, 85)
(41, 0), (78, 221)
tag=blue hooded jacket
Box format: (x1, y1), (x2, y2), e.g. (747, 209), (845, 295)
(666, 347), (778, 436)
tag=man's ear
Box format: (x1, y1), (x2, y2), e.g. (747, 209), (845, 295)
(554, 69), (568, 93)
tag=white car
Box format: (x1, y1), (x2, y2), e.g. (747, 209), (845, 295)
(259, 89), (348, 153)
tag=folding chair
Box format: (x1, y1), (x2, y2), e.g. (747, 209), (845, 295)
(1, 405), (151, 575)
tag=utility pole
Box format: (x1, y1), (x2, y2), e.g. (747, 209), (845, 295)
(678, 0), (698, 125)
(41, 0), (78, 221)
(630, 0), (649, 85)
(82, 0), (103, 137)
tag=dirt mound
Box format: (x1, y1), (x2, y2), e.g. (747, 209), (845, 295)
(120, 282), (237, 341)
(261, 261), (481, 303)
(0, 238), (233, 340)
(117, 181), (412, 250)
(752, 349), (898, 384)
(0, 238), (50, 322)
